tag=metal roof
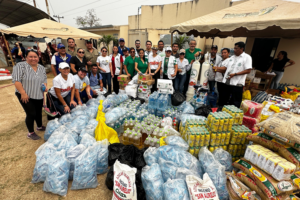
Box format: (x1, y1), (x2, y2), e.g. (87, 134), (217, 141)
(0, 0), (55, 27)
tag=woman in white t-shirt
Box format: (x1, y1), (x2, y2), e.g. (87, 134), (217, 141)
(97, 47), (113, 93)
(49, 62), (77, 115)
(148, 45), (162, 93)
(175, 49), (192, 94)
(110, 45), (123, 94)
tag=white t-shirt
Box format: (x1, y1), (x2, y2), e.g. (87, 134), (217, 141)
(215, 58), (230, 82)
(51, 55), (67, 65)
(49, 74), (75, 98)
(157, 48), (165, 58)
(222, 52), (252, 86)
(148, 54), (162, 70)
(145, 50), (153, 60)
(176, 58), (191, 75)
(96, 56), (111, 73)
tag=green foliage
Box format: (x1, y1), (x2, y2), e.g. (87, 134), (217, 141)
(98, 35), (118, 54)
(174, 34), (190, 49)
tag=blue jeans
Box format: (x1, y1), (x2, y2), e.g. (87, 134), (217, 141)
(174, 74), (186, 93)
(75, 90), (94, 104)
(270, 70), (284, 89)
(208, 80), (216, 92)
(101, 72), (112, 93)
(51, 93), (75, 116)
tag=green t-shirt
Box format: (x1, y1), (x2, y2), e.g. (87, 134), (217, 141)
(124, 56), (136, 77)
(185, 48), (201, 63)
(164, 57), (169, 74)
(135, 58), (148, 74)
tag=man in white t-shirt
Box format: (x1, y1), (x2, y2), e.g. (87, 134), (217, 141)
(73, 67), (93, 105)
(145, 40), (153, 60)
(213, 48), (231, 106)
(218, 42), (252, 107)
(49, 62), (77, 115)
(157, 40), (166, 58)
(148, 45), (162, 92)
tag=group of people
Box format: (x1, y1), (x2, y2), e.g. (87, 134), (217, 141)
(12, 35), (295, 140)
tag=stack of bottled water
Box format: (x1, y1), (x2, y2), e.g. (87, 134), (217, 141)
(157, 94), (170, 117)
(148, 91), (160, 115)
(102, 93), (128, 112)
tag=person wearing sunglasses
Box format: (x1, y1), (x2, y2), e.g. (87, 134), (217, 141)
(97, 47), (113, 94)
(51, 43), (71, 77)
(110, 45), (124, 94)
(70, 48), (88, 75)
(175, 49), (192, 94)
(123, 47), (137, 78)
(148, 45), (162, 93)
(12, 50), (48, 140)
(161, 47), (178, 80)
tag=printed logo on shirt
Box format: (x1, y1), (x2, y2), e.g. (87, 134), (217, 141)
(80, 82), (87, 92)
(150, 61), (159, 65)
(61, 86), (72, 92)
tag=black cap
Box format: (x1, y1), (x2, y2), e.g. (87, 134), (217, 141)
(78, 67), (88, 72)
(122, 47), (128, 52)
(86, 39), (92, 43)
(211, 45), (218, 49)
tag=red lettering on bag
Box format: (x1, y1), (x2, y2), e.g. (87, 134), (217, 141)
(115, 180), (131, 194)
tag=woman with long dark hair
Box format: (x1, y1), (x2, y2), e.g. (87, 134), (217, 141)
(70, 48), (88, 74)
(123, 47), (136, 78)
(110, 45), (123, 93)
(268, 51), (295, 89)
(135, 49), (148, 74)
(12, 49), (48, 140)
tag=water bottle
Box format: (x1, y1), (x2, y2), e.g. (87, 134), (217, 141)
(41, 83), (46, 92)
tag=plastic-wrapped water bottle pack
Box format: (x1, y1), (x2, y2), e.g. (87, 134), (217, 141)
(58, 113), (74, 125)
(105, 107), (128, 124)
(158, 157), (178, 182)
(78, 119), (98, 143)
(57, 134), (78, 156)
(198, 146), (216, 172)
(43, 150), (70, 196)
(143, 147), (158, 166)
(84, 105), (98, 119)
(71, 109), (86, 118)
(66, 115), (90, 134)
(47, 127), (68, 147)
(86, 98), (99, 107)
(32, 143), (57, 183)
(67, 144), (86, 180)
(71, 145), (98, 190)
(71, 104), (87, 112)
(102, 93), (128, 111)
(164, 136), (189, 151)
(96, 146), (109, 174)
(162, 179), (189, 200)
(141, 163), (164, 200)
(213, 147), (233, 172)
(44, 118), (61, 141)
(80, 134), (96, 148)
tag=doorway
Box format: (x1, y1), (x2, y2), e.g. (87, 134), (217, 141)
(251, 38), (280, 72)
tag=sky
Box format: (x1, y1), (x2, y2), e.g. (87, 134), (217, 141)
(1, 0), (300, 29)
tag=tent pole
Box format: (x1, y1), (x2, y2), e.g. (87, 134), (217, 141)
(212, 37), (215, 45)
(2, 34), (15, 67)
(171, 32), (173, 45)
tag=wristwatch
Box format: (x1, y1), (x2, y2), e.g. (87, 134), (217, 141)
(235, 73), (237, 76)
(63, 104), (67, 107)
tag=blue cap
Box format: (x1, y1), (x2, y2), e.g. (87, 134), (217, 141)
(57, 43), (65, 49)
(119, 38), (125, 42)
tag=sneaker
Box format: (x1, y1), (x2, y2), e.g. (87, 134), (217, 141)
(27, 132), (41, 140)
(37, 126), (46, 131)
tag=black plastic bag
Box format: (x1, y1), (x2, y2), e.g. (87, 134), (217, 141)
(119, 145), (136, 165)
(134, 147), (147, 169)
(171, 92), (186, 106)
(105, 166), (114, 190)
(136, 168), (146, 200)
(108, 143), (125, 166)
(195, 105), (212, 117)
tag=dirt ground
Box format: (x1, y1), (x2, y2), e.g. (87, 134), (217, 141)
(0, 71), (113, 199)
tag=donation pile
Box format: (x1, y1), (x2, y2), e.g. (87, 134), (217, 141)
(157, 79), (174, 94)
(240, 100), (264, 133)
(137, 74), (155, 100)
(118, 74), (131, 91)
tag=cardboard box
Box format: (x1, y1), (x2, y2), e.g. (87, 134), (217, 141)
(120, 85), (126, 90)
(138, 74), (152, 81)
(158, 87), (174, 94)
(157, 79), (173, 89)
(253, 77), (261, 84)
(138, 79), (155, 86)
(138, 84), (152, 90)
(119, 81), (129, 87)
(118, 74), (130, 82)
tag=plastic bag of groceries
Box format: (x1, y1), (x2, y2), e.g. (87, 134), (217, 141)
(71, 145), (98, 190)
(66, 115), (89, 134)
(47, 128), (66, 147)
(80, 134), (96, 148)
(213, 147), (233, 171)
(58, 113), (74, 125)
(157, 145), (203, 178)
(32, 143), (57, 183)
(43, 150), (70, 196)
(78, 119), (98, 143)
(165, 136), (189, 151)
(198, 146), (216, 172)
(158, 157), (178, 182)
(186, 174), (219, 200)
(175, 167), (201, 181)
(67, 144), (86, 180)
(95, 142), (109, 174)
(141, 163), (164, 200)
(163, 179), (189, 200)
(112, 160), (137, 200)
(44, 118), (61, 141)
(143, 147), (158, 166)
(57, 134), (77, 156)
(206, 160), (229, 200)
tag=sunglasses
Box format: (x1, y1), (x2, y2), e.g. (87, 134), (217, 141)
(166, 51), (172, 53)
(60, 47), (65, 49)
(78, 51), (84, 54)
(180, 53), (185, 55)
(130, 51), (135, 53)
(102, 51), (107, 53)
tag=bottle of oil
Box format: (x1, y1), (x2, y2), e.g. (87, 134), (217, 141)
(144, 138), (150, 148)
(123, 131), (128, 145)
(128, 131), (133, 144)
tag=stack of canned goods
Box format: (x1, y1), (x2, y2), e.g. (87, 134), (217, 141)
(186, 126), (210, 157)
(222, 105), (244, 125)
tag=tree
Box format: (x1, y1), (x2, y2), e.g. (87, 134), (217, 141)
(98, 35), (119, 54)
(75, 9), (101, 28)
(174, 34), (190, 49)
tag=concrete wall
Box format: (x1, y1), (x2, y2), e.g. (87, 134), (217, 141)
(119, 25), (129, 44)
(245, 37), (300, 85)
(204, 37), (247, 53)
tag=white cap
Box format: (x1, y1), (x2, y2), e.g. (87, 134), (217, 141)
(59, 62), (70, 69)
(165, 47), (172, 51)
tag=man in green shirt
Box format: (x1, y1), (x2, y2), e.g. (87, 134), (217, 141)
(184, 39), (202, 95)
(124, 48), (136, 77)
(66, 38), (78, 57)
